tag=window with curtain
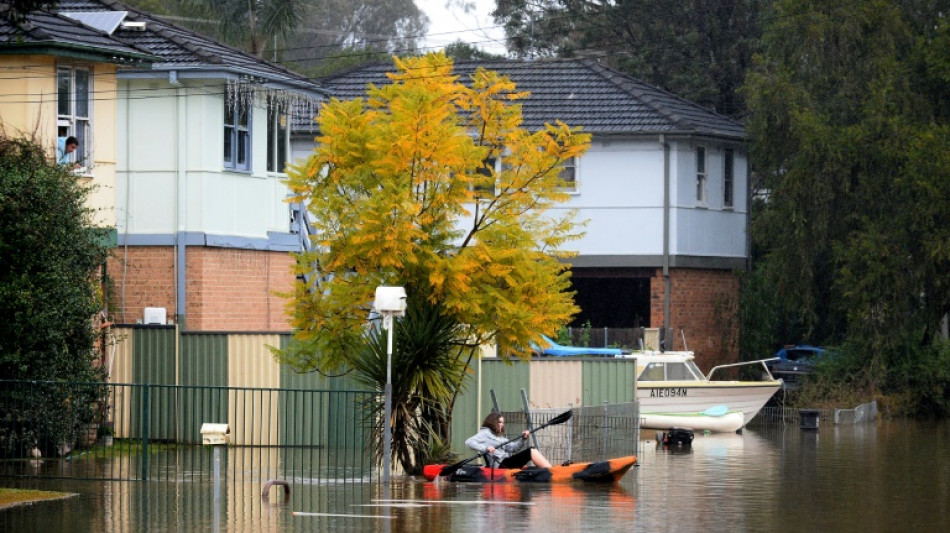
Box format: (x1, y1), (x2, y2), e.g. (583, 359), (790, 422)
(696, 146), (707, 205)
(723, 148), (734, 208)
(266, 99), (288, 173)
(224, 95), (250, 171)
(57, 66), (91, 170)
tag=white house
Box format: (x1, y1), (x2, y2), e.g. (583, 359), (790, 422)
(304, 59), (748, 364)
(54, 0), (328, 331)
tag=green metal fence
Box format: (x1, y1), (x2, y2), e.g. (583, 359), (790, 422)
(0, 380), (376, 483)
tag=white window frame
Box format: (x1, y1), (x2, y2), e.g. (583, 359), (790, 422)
(224, 95), (251, 172)
(558, 156), (578, 193)
(723, 148), (735, 209)
(696, 146), (707, 206)
(266, 98), (289, 174)
(57, 65), (92, 172)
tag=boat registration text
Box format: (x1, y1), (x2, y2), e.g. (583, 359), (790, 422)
(649, 388), (688, 397)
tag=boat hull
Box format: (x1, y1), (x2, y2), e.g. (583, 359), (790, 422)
(641, 411), (745, 432)
(422, 455), (637, 484)
(637, 381), (780, 426)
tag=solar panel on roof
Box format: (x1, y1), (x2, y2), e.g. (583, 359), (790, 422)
(61, 11), (128, 35)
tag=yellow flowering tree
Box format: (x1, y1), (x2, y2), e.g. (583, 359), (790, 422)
(277, 53), (589, 470)
(282, 52), (589, 368)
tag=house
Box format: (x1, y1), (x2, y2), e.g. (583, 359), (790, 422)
(0, 2), (156, 234)
(307, 59), (748, 365)
(20, 0), (328, 332)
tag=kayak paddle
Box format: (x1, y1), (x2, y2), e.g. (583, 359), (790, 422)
(703, 405), (729, 417)
(439, 409), (573, 477)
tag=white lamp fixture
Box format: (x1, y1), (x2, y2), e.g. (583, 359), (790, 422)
(374, 285), (406, 484)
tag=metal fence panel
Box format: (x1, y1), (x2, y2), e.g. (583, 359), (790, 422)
(179, 334), (228, 443)
(582, 359), (637, 405)
(131, 327), (176, 440)
(0, 380), (375, 484)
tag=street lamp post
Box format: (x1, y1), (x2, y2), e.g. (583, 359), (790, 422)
(374, 286), (406, 483)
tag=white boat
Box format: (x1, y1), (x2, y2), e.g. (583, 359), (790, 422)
(641, 409), (746, 433)
(619, 350), (781, 431)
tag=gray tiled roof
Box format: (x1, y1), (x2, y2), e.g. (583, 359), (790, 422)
(7, 0), (326, 94)
(0, 5), (153, 61)
(315, 58), (744, 139)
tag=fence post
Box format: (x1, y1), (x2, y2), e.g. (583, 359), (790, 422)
(604, 327), (608, 347)
(567, 403), (574, 462)
(520, 388), (538, 449)
(141, 384), (149, 481)
(602, 401), (609, 461)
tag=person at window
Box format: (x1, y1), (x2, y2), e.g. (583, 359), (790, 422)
(465, 412), (553, 469)
(57, 136), (80, 168)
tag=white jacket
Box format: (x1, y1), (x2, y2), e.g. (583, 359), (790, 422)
(464, 427), (527, 466)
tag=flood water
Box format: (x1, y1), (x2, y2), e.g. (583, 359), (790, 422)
(3, 419), (949, 532)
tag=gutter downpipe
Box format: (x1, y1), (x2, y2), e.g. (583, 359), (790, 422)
(174, 76), (187, 330)
(661, 135), (671, 351)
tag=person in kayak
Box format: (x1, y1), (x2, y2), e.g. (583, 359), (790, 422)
(465, 412), (553, 469)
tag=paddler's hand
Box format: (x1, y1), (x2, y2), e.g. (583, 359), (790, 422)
(487, 446), (495, 454)
(521, 430), (530, 439)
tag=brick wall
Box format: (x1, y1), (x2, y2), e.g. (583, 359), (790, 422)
(186, 247), (294, 331)
(650, 268), (740, 368)
(107, 246), (176, 325)
(107, 246), (295, 331)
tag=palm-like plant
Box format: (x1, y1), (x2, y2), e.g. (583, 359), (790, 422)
(177, 0), (302, 57)
(348, 296), (472, 475)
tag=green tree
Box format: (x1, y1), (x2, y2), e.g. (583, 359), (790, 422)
(0, 134), (109, 382)
(282, 0), (427, 68)
(744, 0), (950, 400)
(0, 1), (56, 22)
(347, 297), (468, 474)
(125, 0), (303, 58)
(278, 53), (590, 469)
(492, 0), (770, 117)
(443, 40), (505, 61)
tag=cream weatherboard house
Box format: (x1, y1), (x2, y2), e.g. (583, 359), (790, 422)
(308, 60), (749, 366)
(1, 0), (329, 335)
(2, 1), (338, 411)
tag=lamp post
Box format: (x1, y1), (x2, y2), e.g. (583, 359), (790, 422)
(374, 286), (406, 483)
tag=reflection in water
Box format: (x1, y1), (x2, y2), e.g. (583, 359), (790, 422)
(2, 420), (949, 532)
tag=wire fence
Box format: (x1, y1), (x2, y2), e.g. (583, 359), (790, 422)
(497, 402), (640, 464)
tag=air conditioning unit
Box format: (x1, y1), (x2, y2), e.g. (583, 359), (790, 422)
(143, 307), (167, 325)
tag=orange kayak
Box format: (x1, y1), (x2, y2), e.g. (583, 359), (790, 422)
(422, 455), (636, 483)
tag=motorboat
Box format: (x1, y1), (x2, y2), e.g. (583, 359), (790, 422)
(618, 350), (781, 431)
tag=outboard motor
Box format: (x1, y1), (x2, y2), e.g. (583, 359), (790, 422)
(656, 427), (695, 448)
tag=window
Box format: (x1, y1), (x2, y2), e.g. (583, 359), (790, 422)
(558, 156), (577, 192)
(224, 95), (250, 171)
(723, 148), (734, 208)
(266, 99), (288, 173)
(57, 66), (91, 169)
(695, 146), (707, 205)
(473, 157), (496, 199)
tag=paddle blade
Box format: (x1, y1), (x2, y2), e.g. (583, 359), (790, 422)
(545, 409), (573, 427)
(703, 405), (729, 417)
(439, 454), (480, 477)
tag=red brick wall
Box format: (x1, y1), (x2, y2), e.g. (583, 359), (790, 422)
(107, 246), (295, 331)
(107, 246), (176, 325)
(186, 247), (294, 331)
(650, 268), (740, 369)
